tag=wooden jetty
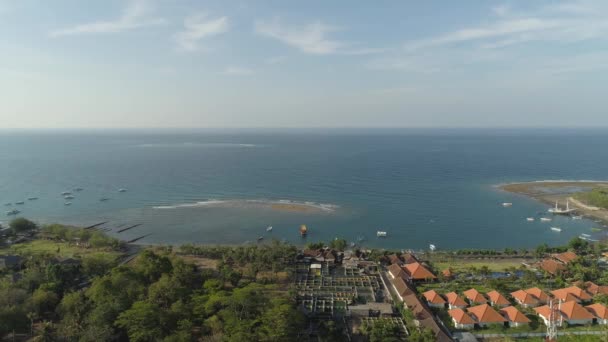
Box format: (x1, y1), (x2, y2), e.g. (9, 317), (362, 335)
(85, 221), (108, 230)
(117, 223), (142, 233)
(127, 234), (151, 243)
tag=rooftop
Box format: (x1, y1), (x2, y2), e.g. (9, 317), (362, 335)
(487, 290), (510, 306)
(585, 303), (608, 319)
(463, 288), (487, 304)
(553, 251), (578, 264)
(403, 262), (436, 280)
(500, 306), (531, 324)
(448, 308), (475, 324)
(423, 290), (446, 304)
(445, 292), (468, 307)
(467, 304), (506, 324)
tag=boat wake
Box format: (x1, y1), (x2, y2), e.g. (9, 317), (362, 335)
(152, 199), (338, 212)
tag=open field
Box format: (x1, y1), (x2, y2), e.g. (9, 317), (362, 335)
(429, 256), (527, 273)
(0, 239), (122, 261)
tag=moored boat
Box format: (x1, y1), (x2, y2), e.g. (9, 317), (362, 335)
(526, 217), (535, 222)
(15, 201), (25, 205)
(502, 202), (513, 207)
(550, 227), (561, 232)
(27, 197), (38, 201)
(376, 231), (387, 237)
(118, 188), (127, 193)
(540, 218), (552, 222)
(429, 244), (437, 251)
(266, 226), (273, 232)
(6, 209), (20, 216)
(300, 224), (308, 236)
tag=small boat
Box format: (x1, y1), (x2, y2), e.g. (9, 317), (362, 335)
(548, 200), (576, 215)
(572, 215), (583, 220)
(118, 188), (127, 193)
(580, 235), (599, 242)
(64, 195), (75, 200)
(526, 217), (535, 222)
(61, 191), (72, 196)
(64, 202), (72, 206)
(377, 231), (387, 237)
(502, 202), (513, 207)
(550, 227), (562, 232)
(580, 233), (591, 238)
(6, 209), (20, 216)
(15, 201), (25, 205)
(99, 198), (109, 202)
(257, 236), (264, 241)
(429, 244), (437, 251)
(540, 218), (552, 222)
(300, 224), (308, 237)
(266, 226), (273, 232)
(27, 197), (38, 201)
(74, 188), (83, 192)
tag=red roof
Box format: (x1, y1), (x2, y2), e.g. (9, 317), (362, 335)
(467, 304), (506, 324)
(403, 262), (436, 280)
(448, 308), (475, 324)
(584, 281), (608, 296)
(463, 289), (487, 304)
(534, 305), (552, 319)
(387, 263), (406, 279)
(442, 268), (454, 278)
(525, 287), (550, 302)
(553, 251), (578, 264)
(445, 292), (468, 307)
(585, 303), (608, 319)
(423, 290), (446, 304)
(500, 306), (531, 324)
(560, 301), (595, 320)
(551, 286), (592, 302)
(539, 259), (566, 275)
(487, 290), (510, 306)
(510, 290), (537, 305)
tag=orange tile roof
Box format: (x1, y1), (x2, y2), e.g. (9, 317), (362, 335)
(487, 290), (510, 306)
(422, 290), (446, 305)
(560, 301), (595, 320)
(500, 306), (531, 324)
(403, 262), (436, 280)
(442, 268), (453, 278)
(392, 277), (412, 298)
(533, 305), (552, 319)
(463, 289), (487, 304)
(510, 290), (538, 305)
(448, 308), (475, 324)
(445, 292), (468, 307)
(467, 304), (506, 324)
(551, 286), (592, 302)
(553, 251), (578, 264)
(525, 287), (550, 302)
(585, 303), (608, 319)
(539, 259), (566, 275)
(387, 263), (405, 279)
(584, 281), (608, 296)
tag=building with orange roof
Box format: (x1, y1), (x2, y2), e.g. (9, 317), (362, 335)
(525, 287), (549, 304)
(585, 303), (608, 325)
(441, 268), (454, 279)
(467, 304), (506, 327)
(403, 262), (436, 282)
(535, 301), (595, 326)
(463, 288), (487, 305)
(551, 286), (592, 303)
(539, 259), (566, 275)
(391, 277), (412, 302)
(487, 290), (510, 308)
(445, 292), (468, 309)
(584, 281), (608, 297)
(387, 253), (402, 265)
(387, 263), (405, 280)
(510, 290), (539, 308)
(448, 308), (475, 329)
(500, 306), (531, 328)
(422, 290), (446, 308)
(553, 251), (578, 264)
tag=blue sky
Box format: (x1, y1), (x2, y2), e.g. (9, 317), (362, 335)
(1, 0), (608, 128)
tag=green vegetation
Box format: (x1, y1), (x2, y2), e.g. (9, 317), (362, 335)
(576, 188), (608, 209)
(9, 217), (38, 234)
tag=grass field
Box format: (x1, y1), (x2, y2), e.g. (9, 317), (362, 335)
(1, 239), (122, 261)
(431, 259), (526, 273)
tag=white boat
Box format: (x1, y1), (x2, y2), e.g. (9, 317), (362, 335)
(548, 200), (576, 215)
(64, 195), (75, 200)
(550, 227), (562, 232)
(266, 226), (273, 232)
(61, 191), (72, 196)
(502, 202), (513, 207)
(540, 218), (552, 222)
(6, 209), (20, 216)
(580, 233), (591, 238)
(429, 244), (437, 251)
(376, 231), (387, 237)
(64, 202), (72, 206)
(526, 217), (535, 222)
(118, 188), (127, 193)
(571, 215), (583, 220)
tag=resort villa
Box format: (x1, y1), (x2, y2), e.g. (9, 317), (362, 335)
(466, 304), (506, 327)
(487, 290), (510, 308)
(463, 288), (487, 305)
(534, 301), (595, 326)
(422, 290), (446, 308)
(551, 286), (592, 303)
(585, 281), (608, 296)
(510, 290), (540, 308)
(585, 303), (608, 325)
(445, 292), (468, 309)
(448, 308), (475, 329)
(500, 306), (531, 328)
(403, 262), (437, 283)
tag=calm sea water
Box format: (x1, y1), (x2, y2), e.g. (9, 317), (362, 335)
(1, 129), (607, 250)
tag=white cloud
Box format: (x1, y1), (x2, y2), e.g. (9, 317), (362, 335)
(254, 18), (383, 56)
(223, 66), (254, 75)
(49, 0), (165, 37)
(173, 13), (229, 51)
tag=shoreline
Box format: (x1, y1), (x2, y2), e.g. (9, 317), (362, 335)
(499, 180), (608, 227)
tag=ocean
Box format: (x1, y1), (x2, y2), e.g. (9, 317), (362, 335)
(1, 128), (607, 250)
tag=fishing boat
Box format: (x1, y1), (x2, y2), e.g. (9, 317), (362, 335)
(502, 202), (513, 207)
(64, 195), (75, 200)
(429, 244), (437, 251)
(99, 198), (109, 202)
(572, 215), (583, 220)
(548, 200), (576, 215)
(526, 217), (535, 222)
(580, 233), (591, 238)
(540, 218), (552, 222)
(61, 191), (72, 196)
(266, 226), (273, 232)
(376, 231), (387, 237)
(257, 236), (264, 241)
(15, 201), (25, 205)
(550, 227), (562, 232)
(300, 224), (308, 237)
(64, 202), (72, 206)
(27, 197), (38, 201)
(118, 188), (127, 193)
(579, 234), (599, 242)
(6, 209), (20, 216)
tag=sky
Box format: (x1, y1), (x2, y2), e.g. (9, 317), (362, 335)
(1, 0), (608, 128)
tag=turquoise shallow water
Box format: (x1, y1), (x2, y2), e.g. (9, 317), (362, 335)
(1, 128), (607, 249)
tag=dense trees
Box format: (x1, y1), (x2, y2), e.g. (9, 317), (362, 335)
(9, 218), (37, 234)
